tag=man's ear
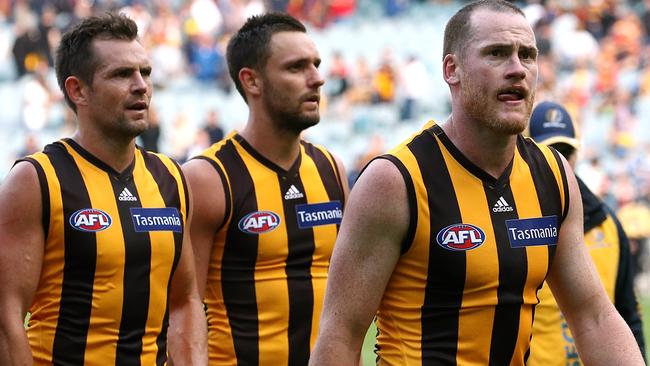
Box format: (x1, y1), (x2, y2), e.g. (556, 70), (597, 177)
(239, 67), (261, 98)
(64, 76), (89, 107)
(443, 54), (460, 85)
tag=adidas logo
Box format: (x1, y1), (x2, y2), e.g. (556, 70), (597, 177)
(118, 187), (137, 202)
(284, 185), (304, 200)
(492, 196), (513, 212)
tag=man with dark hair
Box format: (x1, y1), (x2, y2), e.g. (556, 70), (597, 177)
(527, 101), (646, 365)
(0, 13), (207, 365)
(183, 12), (348, 366)
(309, 1), (645, 365)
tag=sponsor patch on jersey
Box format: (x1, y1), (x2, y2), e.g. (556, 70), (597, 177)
(435, 223), (486, 251)
(70, 208), (112, 232)
(506, 215), (558, 248)
(295, 201), (343, 229)
(238, 211), (281, 234)
(130, 207), (182, 232)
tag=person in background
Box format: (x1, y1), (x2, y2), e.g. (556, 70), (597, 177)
(527, 100), (646, 365)
(309, 1), (645, 365)
(182, 12), (348, 366)
(202, 108), (225, 144)
(0, 13), (207, 365)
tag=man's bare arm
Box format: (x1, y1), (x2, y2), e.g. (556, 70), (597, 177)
(0, 162), (45, 365)
(309, 158), (408, 365)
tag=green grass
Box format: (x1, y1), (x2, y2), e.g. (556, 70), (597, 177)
(360, 296), (650, 364)
(362, 321), (377, 366)
(642, 296), (650, 360)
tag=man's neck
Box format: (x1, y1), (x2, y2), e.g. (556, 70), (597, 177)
(239, 119), (303, 171)
(72, 130), (136, 173)
(440, 115), (517, 179)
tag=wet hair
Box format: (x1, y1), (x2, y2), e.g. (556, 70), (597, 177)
(226, 12), (306, 102)
(443, 0), (525, 61)
(55, 12), (139, 112)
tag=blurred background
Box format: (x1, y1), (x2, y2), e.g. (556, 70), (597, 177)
(0, 0), (648, 361)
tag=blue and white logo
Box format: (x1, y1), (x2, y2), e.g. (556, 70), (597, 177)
(436, 223), (486, 251)
(69, 208), (112, 232)
(296, 201), (343, 229)
(130, 207), (182, 232)
(506, 215), (558, 248)
(238, 211), (281, 234)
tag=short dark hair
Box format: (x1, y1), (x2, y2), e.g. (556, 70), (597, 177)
(443, 0), (525, 61)
(55, 12), (139, 112)
(226, 12), (306, 102)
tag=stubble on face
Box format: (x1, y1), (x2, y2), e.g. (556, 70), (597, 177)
(259, 31), (322, 135)
(459, 69), (535, 135)
(89, 39), (152, 141)
(457, 9), (537, 136)
(261, 72), (320, 135)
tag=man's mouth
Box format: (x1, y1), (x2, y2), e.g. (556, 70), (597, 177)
(497, 87), (526, 102)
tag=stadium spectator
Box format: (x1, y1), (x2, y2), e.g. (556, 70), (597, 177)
(527, 100), (646, 365)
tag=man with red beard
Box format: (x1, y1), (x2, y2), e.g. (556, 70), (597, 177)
(309, 1), (645, 365)
(182, 13), (348, 366)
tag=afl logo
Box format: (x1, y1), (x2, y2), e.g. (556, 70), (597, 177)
(69, 208), (112, 232)
(238, 211), (281, 234)
(436, 223), (486, 251)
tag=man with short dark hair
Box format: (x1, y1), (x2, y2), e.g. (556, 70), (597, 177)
(183, 12), (348, 366)
(0, 13), (207, 366)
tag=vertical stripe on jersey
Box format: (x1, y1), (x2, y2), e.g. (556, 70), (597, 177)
(299, 146), (341, 350)
(112, 176), (150, 366)
(105, 164), (151, 365)
(279, 169), (313, 366)
(62, 143), (127, 365)
(217, 141), (260, 365)
(25, 152), (65, 363)
(520, 141), (564, 269)
(142, 152), (184, 366)
(409, 131), (465, 364)
(510, 146), (550, 365)
(485, 187), (526, 366)
(379, 156), (417, 254)
(23, 158), (51, 238)
(303, 144), (343, 207)
(435, 135), (499, 365)
(195, 156), (232, 232)
(49, 147), (96, 366)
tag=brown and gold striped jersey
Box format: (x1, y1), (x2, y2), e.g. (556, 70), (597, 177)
(21, 138), (188, 366)
(196, 133), (345, 366)
(374, 122), (570, 365)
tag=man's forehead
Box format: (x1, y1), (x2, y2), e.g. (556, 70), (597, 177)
(468, 9), (535, 46)
(93, 39), (150, 64)
(268, 31), (319, 61)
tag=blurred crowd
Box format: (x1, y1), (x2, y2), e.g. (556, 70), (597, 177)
(1, 0), (650, 283)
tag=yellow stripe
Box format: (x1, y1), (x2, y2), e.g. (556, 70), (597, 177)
(509, 146), (549, 365)
(202, 144), (237, 364)
(437, 141), (498, 365)
(376, 146), (430, 364)
(298, 146), (335, 348)
(132, 150), (178, 365)
(62, 142), (124, 365)
(235, 141), (290, 365)
(586, 217), (619, 301)
(206, 228), (237, 364)
(536, 143), (566, 212)
(27, 153), (65, 365)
